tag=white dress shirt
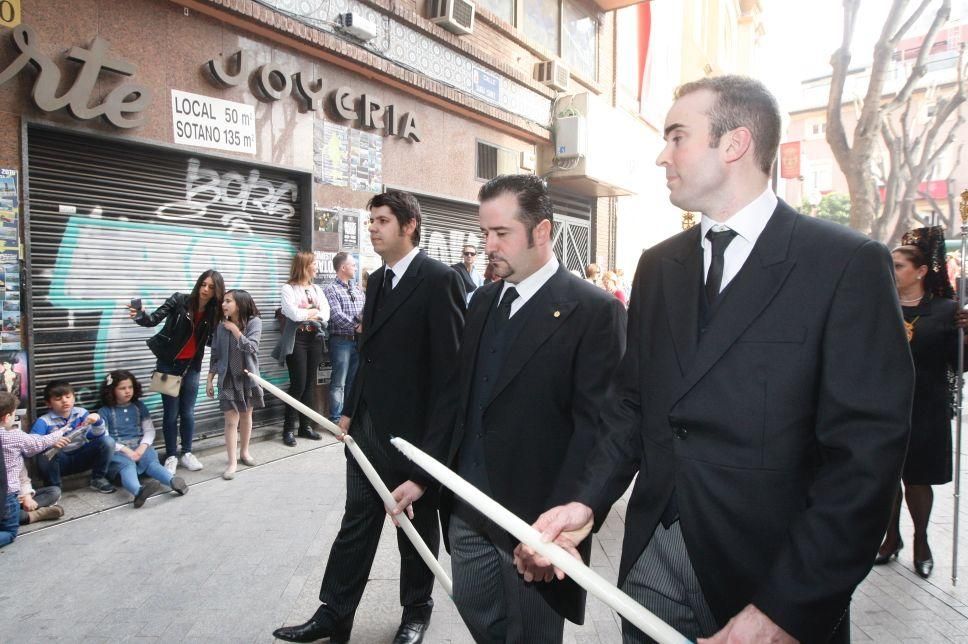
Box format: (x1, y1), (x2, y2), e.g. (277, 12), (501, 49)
(385, 246), (421, 289)
(499, 256), (560, 318)
(699, 187), (778, 293)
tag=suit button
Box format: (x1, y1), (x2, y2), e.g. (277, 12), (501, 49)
(674, 426), (687, 439)
(366, 358), (372, 364)
(482, 376), (489, 382)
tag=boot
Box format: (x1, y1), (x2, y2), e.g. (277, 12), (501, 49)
(28, 505), (64, 523)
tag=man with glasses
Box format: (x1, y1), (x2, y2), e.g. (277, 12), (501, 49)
(323, 252), (365, 425)
(451, 244), (485, 304)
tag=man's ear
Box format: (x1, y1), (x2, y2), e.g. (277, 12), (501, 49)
(403, 218), (418, 239)
(723, 126), (754, 165)
(534, 218), (553, 244)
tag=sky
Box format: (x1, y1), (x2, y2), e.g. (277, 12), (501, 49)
(758, 0), (968, 112)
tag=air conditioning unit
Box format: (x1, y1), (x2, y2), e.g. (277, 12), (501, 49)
(429, 0), (475, 36)
(535, 60), (570, 92)
(336, 13), (378, 41)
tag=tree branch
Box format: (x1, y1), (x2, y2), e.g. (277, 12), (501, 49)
(889, 0), (952, 110)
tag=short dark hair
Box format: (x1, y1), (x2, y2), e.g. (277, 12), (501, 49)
(478, 174), (552, 246)
(674, 75), (781, 176)
(333, 251), (349, 272)
(100, 370), (143, 408)
(367, 190), (422, 245)
(0, 391), (18, 417)
(44, 380), (74, 402)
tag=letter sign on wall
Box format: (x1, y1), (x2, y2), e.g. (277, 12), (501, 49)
(0, 0), (21, 28)
(171, 89), (256, 154)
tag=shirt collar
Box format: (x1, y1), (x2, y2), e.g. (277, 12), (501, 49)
(501, 256), (559, 302)
(699, 187), (777, 245)
(388, 246), (420, 279)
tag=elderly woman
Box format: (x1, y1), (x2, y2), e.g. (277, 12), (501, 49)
(875, 227), (961, 579)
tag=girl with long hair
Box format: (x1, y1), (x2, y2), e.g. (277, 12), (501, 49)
(207, 290), (264, 480)
(130, 269), (225, 474)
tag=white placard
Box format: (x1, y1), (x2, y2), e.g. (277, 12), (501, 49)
(171, 89), (256, 154)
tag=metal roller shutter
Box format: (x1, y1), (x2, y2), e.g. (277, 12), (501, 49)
(413, 194), (487, 274)
(25, 126), (303, 436)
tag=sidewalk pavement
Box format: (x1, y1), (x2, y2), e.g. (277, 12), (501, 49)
(4, 431), (968, 643)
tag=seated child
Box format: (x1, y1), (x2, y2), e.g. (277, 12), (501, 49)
(31, 380), (116, 493)
(99, 370), (188, 508)
(1, 392), (70, 547)
(18, 462), (64, 525)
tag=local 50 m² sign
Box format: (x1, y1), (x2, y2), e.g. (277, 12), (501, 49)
(171, 89), (256, 155)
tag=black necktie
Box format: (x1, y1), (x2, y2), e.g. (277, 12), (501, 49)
(496, 287), (519, 325)
(705, 228), (738, 305)
(378, 268), (395, 309)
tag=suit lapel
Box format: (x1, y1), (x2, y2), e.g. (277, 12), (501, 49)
(364, 252), (427, 341)
(661, 227), (703, 376)
(486, 267), (577, 408)
(673, 203), (799, 405)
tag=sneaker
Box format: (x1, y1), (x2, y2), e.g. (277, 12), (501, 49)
(90, 477), (116, 494)
(133, 480), (161, 509)
(164, 456), (178, 476)
(180, 452), (203, 471)
(170, 476), (189, 496)
(28, 505), (64, 523)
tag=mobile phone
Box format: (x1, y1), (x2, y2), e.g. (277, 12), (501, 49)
(130, 298), (142, 311)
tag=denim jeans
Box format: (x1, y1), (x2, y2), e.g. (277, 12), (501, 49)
(328, 336), (360, 423)
(36, 434), (116, 487)
(156, 359), (201, 459)
(18, 486), (62, 525)
(1, 493), (20, 548)
(107, 446), (173, 496)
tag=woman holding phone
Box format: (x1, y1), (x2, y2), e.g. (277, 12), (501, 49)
(272, 252), (330, 447)
(129, 269), (225, 474)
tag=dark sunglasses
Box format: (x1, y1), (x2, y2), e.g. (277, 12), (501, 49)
(462, 251), (477, 256)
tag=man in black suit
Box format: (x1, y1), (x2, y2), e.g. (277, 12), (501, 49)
(273, 190), (465, 644)
(451, 244), (484, 303)
(518, 76), (914, 643)
(444, 175), (626, 643)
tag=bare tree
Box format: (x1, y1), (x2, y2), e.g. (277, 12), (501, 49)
(826, 0), (966, 241)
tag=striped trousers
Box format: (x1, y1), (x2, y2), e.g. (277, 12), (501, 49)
(315, 405), (440, 621)
(621, 521), (717, 644)
(449, 502), (565, 644)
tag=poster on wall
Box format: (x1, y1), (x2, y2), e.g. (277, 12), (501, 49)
(348, 129), (383, 193)
(339, 210), (360, 251)
(0, 170), (22, 350)
(314, 208), (339, 252)
(316, 121), (349, 187)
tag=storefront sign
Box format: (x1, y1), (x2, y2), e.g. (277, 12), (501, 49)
(207, 50), (420, 142)
(0, 24), (152, 128)
(0, 0), (21, 28)
(171, 90), (256, 154)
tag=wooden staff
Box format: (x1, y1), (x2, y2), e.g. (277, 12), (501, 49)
(245, 370), (453, 596)
(390, 437), (691, 644)
(956, 189), (968, 585)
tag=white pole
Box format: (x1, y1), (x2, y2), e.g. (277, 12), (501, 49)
(246, 370), (453, 596)
(390, 437), (691, 644)
(955, 189), (968, 585)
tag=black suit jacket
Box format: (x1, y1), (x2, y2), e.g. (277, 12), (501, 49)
(575, 201), (913, 642)
(445, 266), (627, 623)
(344, 250), (465, 486)
(450, 262), (478, 294)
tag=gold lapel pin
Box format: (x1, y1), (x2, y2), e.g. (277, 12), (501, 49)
(553, 310), (561, 318)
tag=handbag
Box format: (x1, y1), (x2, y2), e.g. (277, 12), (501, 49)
(149, 369), (185, 397)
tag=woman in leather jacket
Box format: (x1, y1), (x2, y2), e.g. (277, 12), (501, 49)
(129, 270), (224, 474)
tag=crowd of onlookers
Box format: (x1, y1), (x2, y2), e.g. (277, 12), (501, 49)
(581, 262), (630, 307)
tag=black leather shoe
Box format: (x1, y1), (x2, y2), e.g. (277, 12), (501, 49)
(272, 615), (351, 643)
(392, 620), (429, 644)
(297, 427), (323, 440)
(915, 557), (934, 578)
(282, 430), (297, 447)
(874, 537), (903, 565)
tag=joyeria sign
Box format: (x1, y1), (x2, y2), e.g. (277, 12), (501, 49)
(0, 24), (152, 128)
(207, 50), (420, 142)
